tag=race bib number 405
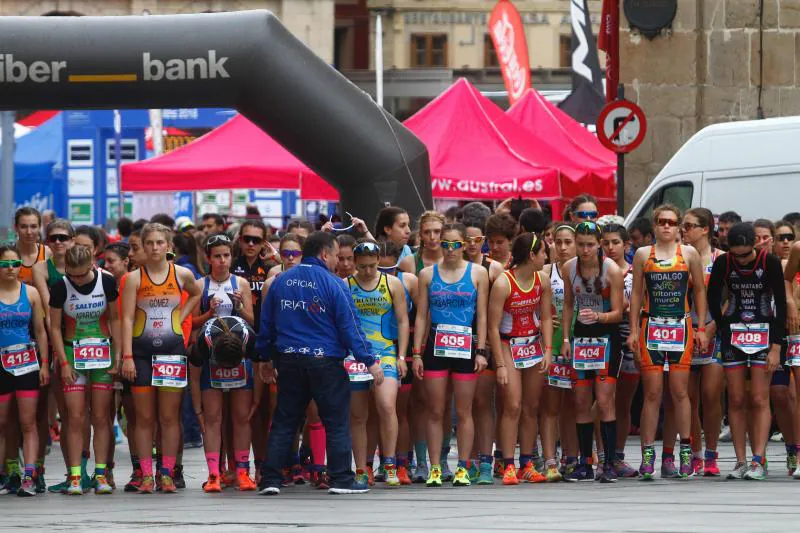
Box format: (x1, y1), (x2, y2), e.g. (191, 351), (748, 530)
(0, 343), (38, 376)
(730, 323), (769, 355)
(572, 337), (609, 371)
(73, 338), (112, 370)
(210, 361), (248, 389)
(646, 317), (686, 352)
(345, 355), (373, 382)
(434, 324), (472, 359)
(510, 335), (543, 369)
(151, 355), (188, 388)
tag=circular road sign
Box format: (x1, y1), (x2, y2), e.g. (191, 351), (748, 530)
(596, 100), (647, 154)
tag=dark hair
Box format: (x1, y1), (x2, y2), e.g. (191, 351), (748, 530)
(718, 211), (742, 224)
(150, 213), (175, 229)
(0, 245), (20, 260)
(302, 231), (337, 258)
(353, 238), (380, 257)
(568, 194), (598, 219)
(775, 220), (795, 236)
(14, 206), (41, 226)
(46, 219), (74, 237)
(630, 217), (654, 238)
(782, 212), (800, 225)
(279, 233), (302, 250)
(444, 205), (463, 222)
(204, 233), (233, 256)
(105, 242), (130, 261)
(519, 207), (547, 234)
(173, 232), (206, 275)
(287, 218), (315, 234)
(509, 232), (546, 269)
(212, 319), (244, 368)
(132, 218), (148, 232)
(685, 207), (714, 236)
(379, 239), (402, 260)
(753, 218), (775, 237)
(336, 234), (357, 250)
(461, 202), (492, 231)
(75, 225), (101, 248)
(727, 223), (755, 248)
(374, 206), (408, 240)
(240, 219), (268, 239)
(485, 213), (518, 241)
(601, 223), (630, 242)
(202, 213), (225, 227)
(117, 217), (133, 238)
(441, 222), (467, 240)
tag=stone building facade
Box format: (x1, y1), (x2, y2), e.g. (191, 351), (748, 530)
(620, 0), (800, 210)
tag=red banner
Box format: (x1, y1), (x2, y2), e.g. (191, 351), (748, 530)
(598, 0), (619, 102)
(489, 0), (531, 106)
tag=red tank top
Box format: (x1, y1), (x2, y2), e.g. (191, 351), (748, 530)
(500, 269), (542, 337)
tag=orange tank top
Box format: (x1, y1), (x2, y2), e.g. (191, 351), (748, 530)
(18, 243), (46, 285)
(132, 264), (185, 356)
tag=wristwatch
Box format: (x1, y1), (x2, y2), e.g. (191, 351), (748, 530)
(476, 348), (487, 357)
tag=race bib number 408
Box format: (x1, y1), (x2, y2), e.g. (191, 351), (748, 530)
(151, 355), (187, 388)
(434, 324), (472, 359)
(730, 323), (769, 355)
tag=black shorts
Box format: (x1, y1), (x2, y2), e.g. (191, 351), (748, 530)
(0, 366), (40, 395)
(572, 321), (621, 386)
(131, 347), (187, 388)
(423, 326), (476, 377)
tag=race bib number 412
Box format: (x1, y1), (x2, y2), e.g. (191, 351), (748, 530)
(0, 343), (38, 376)
(787, 335), (800, 366)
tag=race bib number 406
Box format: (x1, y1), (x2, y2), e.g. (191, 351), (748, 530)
(572, 337), (609, 371)
(151, 355), (187, 388)
(434, 324), (472, 359)
(730, 323), (769, 355)
(646, 317), (686, 352)
(73, 338), (112, 370)
(210, 361), (248, 389)
(510, 335), (543, 369)
(0, 343), (38, 376)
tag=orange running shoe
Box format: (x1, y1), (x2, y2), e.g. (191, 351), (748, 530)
(237, 471), (257, 491)
(367, 468), (375, 486)
(397, 465), (413, 485)
(203, 474), (222, 493)
(221, 470), (236, 488)
(160, 474), (177, 494)
(137, 476), (154, 494)
(502, 464), (520, 485)
(517, 463), (546, 483)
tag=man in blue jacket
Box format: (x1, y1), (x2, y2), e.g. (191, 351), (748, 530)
(256, 231), (383, 495)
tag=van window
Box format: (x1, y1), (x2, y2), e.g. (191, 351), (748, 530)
(638, 182), (693, 220)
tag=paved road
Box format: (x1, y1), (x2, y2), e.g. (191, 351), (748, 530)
(5, 438), (800, 532)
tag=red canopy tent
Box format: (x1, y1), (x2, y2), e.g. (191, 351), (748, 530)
(121, 114), (340, 201)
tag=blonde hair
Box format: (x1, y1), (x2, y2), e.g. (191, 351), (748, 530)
(652, 204), (682, 223)
(65, 245), (93, 269)
(417, 210), (445, 229)
(141, 222), (173, 243)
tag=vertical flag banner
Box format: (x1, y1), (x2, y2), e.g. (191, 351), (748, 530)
(598, 0), (619, 102)
(489, 0), (531, 106)
(570, 0), (604, 94)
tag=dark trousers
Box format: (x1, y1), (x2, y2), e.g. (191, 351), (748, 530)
(181, 388), (202, 444)
(260, 354), (353, 489)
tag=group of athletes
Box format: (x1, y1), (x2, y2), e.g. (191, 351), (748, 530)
(1, 195), (800, 497)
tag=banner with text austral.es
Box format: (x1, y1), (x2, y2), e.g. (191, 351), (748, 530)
(431, 176), (559, 200)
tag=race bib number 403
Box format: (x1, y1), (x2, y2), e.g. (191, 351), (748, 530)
(73, 338), (112, 370)
(434, 324), (472, 359)
(151, 355), (187, 388)
(0, 343), (38, 376)
(730, 323), (769, 355)
(510, 335), (543, 369)
(572, 337), (609, 371)
(646, 317), (686, 352)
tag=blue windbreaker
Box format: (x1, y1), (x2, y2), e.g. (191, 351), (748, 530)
(256, 256), (375, 366)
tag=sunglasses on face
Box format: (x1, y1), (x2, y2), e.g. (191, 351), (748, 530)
(0, 260), (21, 269)
(465, 236), (485, 245)
(240, 235), (264, 245)
(682, 222), (702, 231)
(66, 268), (92, 280)
(656, 218), (679, 228)
(440, 240), (465, 251)
(575, 211), (598, 220)
(777, 233), (795, 242)
(281, 250), (302, 259)
(377, 265), (398, 275)
(47, 234), (72, 244)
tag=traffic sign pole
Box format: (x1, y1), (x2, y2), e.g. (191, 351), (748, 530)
(617, 85), (624, 216)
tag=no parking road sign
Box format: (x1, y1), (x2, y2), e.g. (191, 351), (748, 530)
(597, 100), (647, 154)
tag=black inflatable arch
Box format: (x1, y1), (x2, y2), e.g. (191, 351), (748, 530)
(0, 10), (432, 225)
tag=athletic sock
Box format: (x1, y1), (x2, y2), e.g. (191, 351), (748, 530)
(69, 465), (81, 477)
(23, 464), (34, 478)
(6, 458), (20, 476)
(206, 452), (220, 476)
(95, 463), (107, 477)
(235, 450), (250, 475)
(615, 449), (625, 461)
(130, 451), (139, 470)
(663, 445), (674, 457)
(752, 454), (763, 465)
(787, 443), (796, 456)
(414, 441), (428, 467)
(456, 459), (466, 469)
(504, 458), (514, 468)
(600, 421), (617, 466)
(140, 458), (153, 477)
(704, 449), (717, 460)
(519, 454), (532, 469)
(161, 455), (176, 477)
(308, 422), (326, 468)
(80, 451), (90, 478)
(479, 454), (493, 465)
(397, 456), (408, 468)
(576, 422), (594, 464)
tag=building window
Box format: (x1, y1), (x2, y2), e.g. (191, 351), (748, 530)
(410, 34), (448, 67)
(559, 35), (571, 68)
(484, 34), (500, 68)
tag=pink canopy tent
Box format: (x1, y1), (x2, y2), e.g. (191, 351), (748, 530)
(507, 88), (616, 167)
(121, 114), (340, 201)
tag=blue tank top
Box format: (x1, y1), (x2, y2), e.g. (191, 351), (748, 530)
(429, 262), (476, 327)
(388, 273), (414, 340)
(0, 284), (32, 348)
(348, 273), (397, 358)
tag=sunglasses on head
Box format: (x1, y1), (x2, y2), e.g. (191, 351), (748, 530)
(207, 234), (231, 247)
(777, 233), (795, 242)
(47, 234), (71, 244)
(440, 240), (465, 251)
(354, 242), (380, 254)
(656, 218), (679, 228)
(575, 210), (598, 220)
(0, 259), (21, 269)
(240, 235), (264, 245)
(281, 250), (302, 259)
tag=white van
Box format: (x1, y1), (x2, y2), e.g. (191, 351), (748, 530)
(624, 116), (800, 225)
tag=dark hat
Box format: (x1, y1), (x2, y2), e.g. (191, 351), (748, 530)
(727, 222), (755, 248)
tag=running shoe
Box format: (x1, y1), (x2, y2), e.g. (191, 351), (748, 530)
(34, 467), (45, 494)
(237, 471), (257, 491)
(660, 457), (679, 479)
(355, 469), (370, 488)
(374, 463), (386, 483)
(612, 459), (639, 478)
(532, 452), (545, 473)
(6, 473), (21, 495)
(718, 424), (732, 442)
(291, 464), (306, 485)
(639, 448), (656, 481)
(221, 470), (235, 488)
(517, 463), (546, 483)
(280, 467), (292, 487)
(50, 422), (60, 442)
(66, 475), (82, 496)
(257, 485), (280, 495)
(17, 475), (35, 497)
(412, 463), (429, 484)
(792, 465), (800, 480)
(743, 462), (766, 481)
(466, 461), (479, 481)
(94, 474), (113, 495)
(0, 473), (9, 495)
(704, 456), (721, 477)
(787, 453), (797, 476)
(367, 468), (375, 486)
(425, 465), (442, 487)
(476, 462), (494, 485)
(328, 479), (370, 494)
(397, 465), (412, 486)
(493, 459), (504, 479)
(691, 457), (704, 477)
(124, 469), (143, 492)
(726, 462), (747, 480)
(137, 476), (155, 494)
(203, 474), (222, 493)
(385, 465), (400, 487)
(441, 461), (454, 482)
(160, 474), (177, 493)
(502, 464), (520, 485)
(563, 459), (578, 479)
(106, 467), (116, 489)
(452, 466), (471, 486)
(770, 431), (784, 442)
(596, 465), (617, 483)
(678, 448), (693, 479)
(80, 469), (92, 493)
(173, 464), (186, 489)
(545, 464), (563, 482)
(565, 464), (594, 482)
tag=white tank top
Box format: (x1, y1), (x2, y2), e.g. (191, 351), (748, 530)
(569, 257), (613, 323)
(205, 275), (236, 318)
(550, 263), (565, 317)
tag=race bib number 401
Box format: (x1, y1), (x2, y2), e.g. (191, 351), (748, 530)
(73, 338), (112, 370)
(0, 343), (39, 376)
(510, 335), (543, 369)
(434, 324), (472, 359)
(730, 323), (769, 355)
(572, 337), (609, 371)
(151, 355), (187, 388)
(646, 317), (686, 352)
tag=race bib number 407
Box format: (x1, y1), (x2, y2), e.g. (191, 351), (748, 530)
(434, 324), (472, 359)
(0, 343), (38, 376)
(151, 355), (187, 388)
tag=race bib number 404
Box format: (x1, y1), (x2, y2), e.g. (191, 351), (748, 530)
(572, 337), (609, 371)
(510, 335), (543, 369)
(345, 355), (373, 382)
(151, 355), (188, 388)
(731, 323), (769, 355)
(434, 324), (472, 359)
(646, 317), (686, 352)
(0, 343), (39, 376)
(73, 338), (112, 370)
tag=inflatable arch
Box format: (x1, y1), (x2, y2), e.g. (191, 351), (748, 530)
(0, 10), (432, 225)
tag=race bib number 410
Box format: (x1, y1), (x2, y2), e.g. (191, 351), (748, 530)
(646, 317), (686, 352)
(0, 343), (38, 376)
(572, 337), (609, 371)
(434, 324), (472, 359)
(73, 338), (112, 370)
(151, 355), (188, 388)
(730, 323), (769, 355)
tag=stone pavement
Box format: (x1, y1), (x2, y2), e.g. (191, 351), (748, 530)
(6, 438), (800, 533)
